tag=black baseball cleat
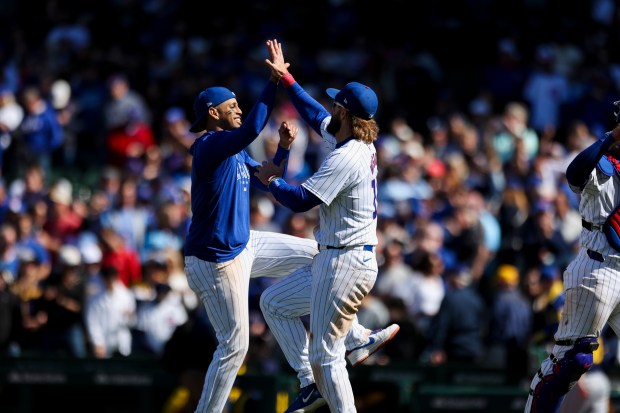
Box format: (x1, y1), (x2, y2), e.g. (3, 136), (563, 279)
(284, 383), (327, 413)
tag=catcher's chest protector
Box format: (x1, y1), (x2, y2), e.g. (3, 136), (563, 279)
(603, 154), (620, 252)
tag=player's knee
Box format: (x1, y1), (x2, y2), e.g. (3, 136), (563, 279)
(259, 291), (273, 315)
(226, 340), (250, 365)
(218, 328), (250, 361)
(568, 336), (599, 355)
(562, 336), (598, 378)
(528, 337), (598, 413)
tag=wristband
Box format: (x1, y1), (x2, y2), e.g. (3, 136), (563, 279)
(281, 72), (295, 88)
(267, 175), (279, 186)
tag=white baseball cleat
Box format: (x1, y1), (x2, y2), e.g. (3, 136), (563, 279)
(346, 324), (400, 367)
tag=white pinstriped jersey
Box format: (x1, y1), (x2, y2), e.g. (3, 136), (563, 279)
(570, 165), (620, 259)
(302, 117), (378, 247)
(525, 152), (620, 413)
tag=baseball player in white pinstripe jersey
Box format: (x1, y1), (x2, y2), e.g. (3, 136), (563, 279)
(183, 39), (393, 413)
(524, 122), (620, 413)
(255, 40), (399, 413)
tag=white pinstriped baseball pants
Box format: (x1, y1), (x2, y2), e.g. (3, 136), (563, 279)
(260, 259), (375, 390)
(262, 245), (377, 412)
(525, 247), (620, 413)
(184, 230), (319, 413)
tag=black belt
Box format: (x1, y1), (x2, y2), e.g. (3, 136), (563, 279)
(321, 245), (374, 251)
(587, 249), (605, 262)
(582, 219), (602, 231)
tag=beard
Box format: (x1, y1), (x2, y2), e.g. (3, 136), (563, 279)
(326, 115), (342, 136)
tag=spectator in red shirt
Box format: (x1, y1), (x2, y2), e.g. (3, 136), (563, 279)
(103, 74), (155, 171)
(41, 179), (83, 257)
(99, 227), (142, 288)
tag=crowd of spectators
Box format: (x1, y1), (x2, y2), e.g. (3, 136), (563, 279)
(1, 0), (620, 397)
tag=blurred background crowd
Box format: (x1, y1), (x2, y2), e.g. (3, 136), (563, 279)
(1, 0), (620, 401)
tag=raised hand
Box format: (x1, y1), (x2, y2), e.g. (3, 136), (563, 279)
(265, 39), (290, 80)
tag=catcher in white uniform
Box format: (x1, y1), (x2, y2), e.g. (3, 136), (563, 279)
(256, 40), (398, 413)
(524, 119), (620, 413)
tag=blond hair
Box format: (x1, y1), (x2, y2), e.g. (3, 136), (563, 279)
(352, 116), (379, 144)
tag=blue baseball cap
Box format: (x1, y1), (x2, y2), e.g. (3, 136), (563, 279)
(189, 86), (237, 132)
(326, 82), (378, 120)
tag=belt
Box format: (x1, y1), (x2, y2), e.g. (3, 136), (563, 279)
(582, 219), (602, 231)
(320, 245), (374, 251)
(587, 249), (604, 262)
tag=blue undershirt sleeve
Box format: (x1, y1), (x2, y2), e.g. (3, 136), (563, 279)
(272, 145), (290, 178)
(566, 132), (614, 188)
(268, 178), (322, 212)
(285, 83), (330, 136)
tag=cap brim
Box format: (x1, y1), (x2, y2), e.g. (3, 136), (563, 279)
(326, 88), (339, 100)
(189, 115), (206, 133)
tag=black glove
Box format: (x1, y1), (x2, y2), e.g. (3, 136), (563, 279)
(614, 100), (620, 124)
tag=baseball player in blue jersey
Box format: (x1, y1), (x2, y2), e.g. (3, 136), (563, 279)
(183, 39), (391, 413)
(524, 121), (620, 413)
(255, 40), (399, 413)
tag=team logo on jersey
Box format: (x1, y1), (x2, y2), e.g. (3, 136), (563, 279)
(236, 156), (250, 191)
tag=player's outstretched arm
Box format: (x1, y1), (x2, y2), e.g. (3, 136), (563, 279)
(265, 38), (290, 81)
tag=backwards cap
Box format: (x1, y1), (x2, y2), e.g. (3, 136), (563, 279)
(326, 82), (378, 120)
(189, 86), (236, 133)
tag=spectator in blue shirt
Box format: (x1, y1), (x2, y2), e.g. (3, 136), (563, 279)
(16, 85), (64, 178)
